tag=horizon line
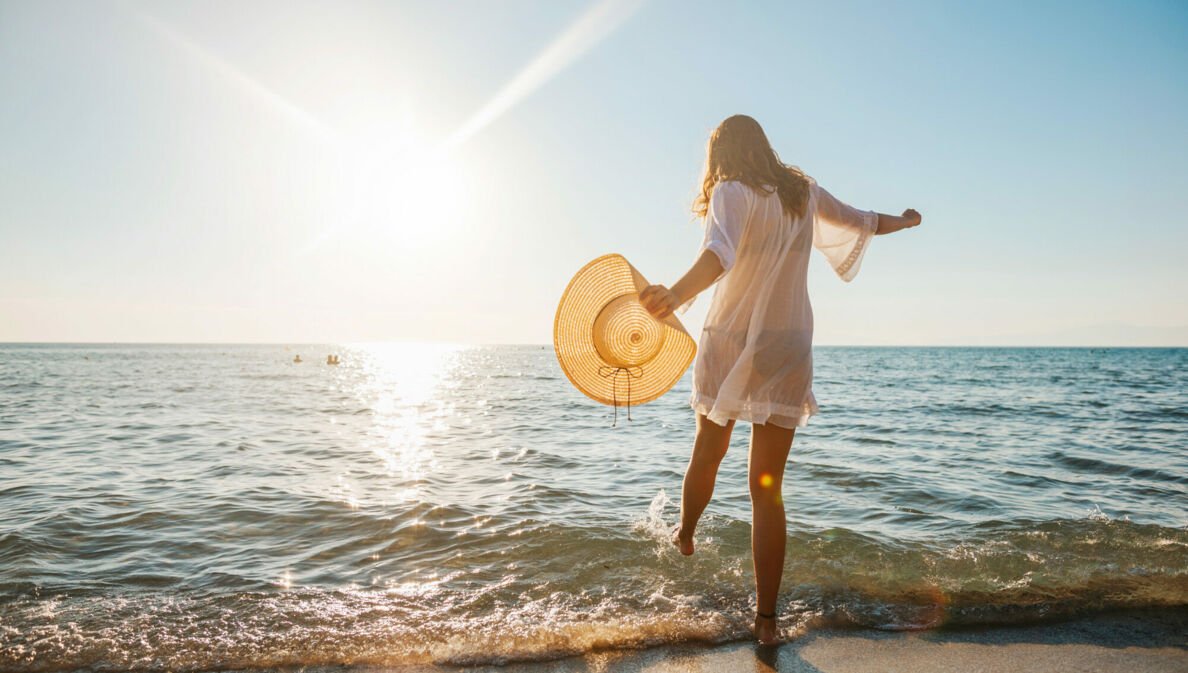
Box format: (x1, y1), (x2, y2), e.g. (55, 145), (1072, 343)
(0, 341), (1184, 349)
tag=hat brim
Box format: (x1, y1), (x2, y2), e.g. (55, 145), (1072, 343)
(554, 254), (696, 407)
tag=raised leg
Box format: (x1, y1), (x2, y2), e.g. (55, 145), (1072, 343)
(673, 413), (735, 555)
(748, 421), (795, 644)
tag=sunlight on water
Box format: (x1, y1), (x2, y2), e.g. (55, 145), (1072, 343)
(340, 343), (471, 506)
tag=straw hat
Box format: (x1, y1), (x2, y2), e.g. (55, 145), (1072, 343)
(554, 254), (696, 421)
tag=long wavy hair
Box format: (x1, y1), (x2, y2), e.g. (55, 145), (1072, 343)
(693, 115), (810, 220)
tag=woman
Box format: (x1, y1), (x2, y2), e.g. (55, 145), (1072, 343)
(639, 115), (921, 644)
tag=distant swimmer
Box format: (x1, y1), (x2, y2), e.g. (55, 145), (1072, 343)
(294, 355), (302, 363)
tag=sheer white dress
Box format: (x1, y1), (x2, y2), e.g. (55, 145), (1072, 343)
(689, 178), (878, 428)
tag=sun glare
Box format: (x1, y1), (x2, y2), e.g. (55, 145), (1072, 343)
(351, 343), (469, 490)
(339, 135), (465, 250)
(129, 1), (641, 266)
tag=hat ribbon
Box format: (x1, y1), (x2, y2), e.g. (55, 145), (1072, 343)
(597, 364), (643, 427)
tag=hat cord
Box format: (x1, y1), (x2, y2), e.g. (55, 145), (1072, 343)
(597, 365), (643, 427)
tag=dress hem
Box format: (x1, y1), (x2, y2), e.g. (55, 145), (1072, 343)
(689, 391), (817, 429)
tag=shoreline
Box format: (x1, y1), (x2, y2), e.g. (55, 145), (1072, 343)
(421, 608), (1188, 673)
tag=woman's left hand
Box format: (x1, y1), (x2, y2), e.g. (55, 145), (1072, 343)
(639, 284), (680, 320)
(901, 209), (922, 228)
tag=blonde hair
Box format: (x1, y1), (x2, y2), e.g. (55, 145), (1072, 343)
(693, 114), (810, 220)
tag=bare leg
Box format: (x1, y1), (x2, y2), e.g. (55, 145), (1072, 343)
(748, 421), (795, 644)
(673, 413), (735, 555)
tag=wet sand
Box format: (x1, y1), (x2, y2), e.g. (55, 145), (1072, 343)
(439, 608), (1188, 673)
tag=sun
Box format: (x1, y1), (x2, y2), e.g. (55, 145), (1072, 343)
(339, 133), (465, 250)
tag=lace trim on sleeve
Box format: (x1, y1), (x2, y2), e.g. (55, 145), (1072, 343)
(832, 210), (877, 282)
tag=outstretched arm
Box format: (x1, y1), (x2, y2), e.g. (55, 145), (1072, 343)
(814, 183), (921, 281)
(639, 249), (724, 320)
(875, 209), (922, 235)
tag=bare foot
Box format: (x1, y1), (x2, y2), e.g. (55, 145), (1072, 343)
(671, 525), (694, 556)
(754, 613), (779, 645)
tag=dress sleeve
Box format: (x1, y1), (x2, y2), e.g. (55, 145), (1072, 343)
(812, 182), (878, 282)
(700, 180), (749, 272)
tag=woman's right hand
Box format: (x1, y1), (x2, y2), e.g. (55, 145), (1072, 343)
(639, 284), (680, 320)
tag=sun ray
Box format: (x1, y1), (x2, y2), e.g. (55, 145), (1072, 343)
(442, 0), (648, 150)
(122, 0), (649, 260)
(125, 3), (341, 147)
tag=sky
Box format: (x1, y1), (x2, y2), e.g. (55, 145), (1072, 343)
(1, 0), (1185, 345)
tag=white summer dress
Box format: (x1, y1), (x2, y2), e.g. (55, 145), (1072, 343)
(689, 178), (878, 428)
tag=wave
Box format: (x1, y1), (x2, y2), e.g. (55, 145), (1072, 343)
(3, 515), (1185, 672)
(2, 581), (1185, 672)
(1047, 450), (1188, 484)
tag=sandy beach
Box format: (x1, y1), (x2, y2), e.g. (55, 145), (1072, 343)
(443, 609), (1188, 673)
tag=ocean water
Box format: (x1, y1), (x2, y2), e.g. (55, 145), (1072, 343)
(1, 343), (1186, 670)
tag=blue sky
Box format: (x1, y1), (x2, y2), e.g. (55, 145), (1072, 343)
(1, 0), (1185, 344)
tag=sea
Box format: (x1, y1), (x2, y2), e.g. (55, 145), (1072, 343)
(1, 344), (1186, 670)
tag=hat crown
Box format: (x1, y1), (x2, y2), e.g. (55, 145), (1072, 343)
(591, 293), (666, 368)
